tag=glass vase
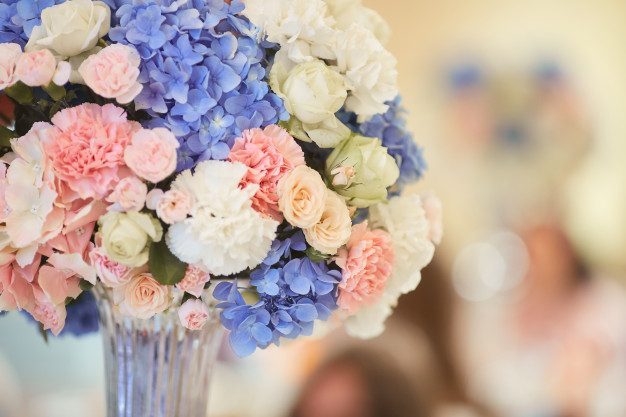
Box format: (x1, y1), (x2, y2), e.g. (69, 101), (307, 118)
(93, 285), (223, 417)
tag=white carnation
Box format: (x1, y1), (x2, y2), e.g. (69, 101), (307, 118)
(165, 161), (278, 276)
(333, 25), (398, 120)
(346, 192), (438, 339)
(324, 0), (391, 45)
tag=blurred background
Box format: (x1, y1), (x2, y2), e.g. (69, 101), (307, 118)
(2, 1), (626, 416)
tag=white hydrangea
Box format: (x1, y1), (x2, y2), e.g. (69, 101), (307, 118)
(243, 0), (336, 63)
(165, 161), (278, 276)
(324, 0), (391, 45)
(333, 25), (398, 120)
(345, 193), (438, 338)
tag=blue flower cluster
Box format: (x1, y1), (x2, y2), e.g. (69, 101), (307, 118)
(338, 96), (427, 190)
(214, 232), (342, 357)
(104, 0), (287, 170)
(0, 0), (64, 46)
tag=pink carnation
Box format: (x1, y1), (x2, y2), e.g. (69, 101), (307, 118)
(229, 125), (305, 220)
(175, 265), (210, 298)
(124, 128), (179, 183)
(335, 222), (395, 313)
(79, 44), (143, 104)
(106, 176), (147, 212)
(0, 43), (22, 90)
(42, 103), (141, 201)
(178, 298), (210, 330)
(15, 49), (56, 87)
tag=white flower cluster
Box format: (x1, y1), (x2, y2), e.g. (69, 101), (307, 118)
(245, 0), (398, 146)
(165, 161), (279, 276)
(345, 193), (439, 338)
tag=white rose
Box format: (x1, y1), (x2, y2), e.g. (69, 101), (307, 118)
(304, 190), (352, 255)
(325, 0), (391, 45)
(271, 58), (347, 125)
(26, 0), (111, 58)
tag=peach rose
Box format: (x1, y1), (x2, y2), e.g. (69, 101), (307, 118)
(79, 44), (143, 104)
(88, 246), (134, 288)
(124, 128), (179, 183)
(175, 265), (210, 297)
(15, 49), (56, 87)
(178, 298), (210, 330)
(117, 272), (171, 319)
(106, 176), (147, 212)
(0, 43), (23, 90)
(156, 189), (192, 224)
(304, 190), (352, 255)
(335, 222), (395, 313)
(277, 165), (327, 228)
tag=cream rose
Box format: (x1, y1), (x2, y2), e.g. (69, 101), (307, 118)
(304, 190), (352, 255)
(99, 211), (163, 267)
(25, 0), (111, 58)
(277, 165), (327, 229)
(270, 59), (347, 125)
(117, 272), (171, 319)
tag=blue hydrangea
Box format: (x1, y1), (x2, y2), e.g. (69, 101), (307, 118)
(214, 235), (341, 357)
(338, 96), (427, 190)
(106, 0), (287, 170)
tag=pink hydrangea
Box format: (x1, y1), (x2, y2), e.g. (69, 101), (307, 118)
(78, 44), (143, 104)
(228, 125), (305, 220)
(175, 265), (210, 298)
(42, 103), (141, 201)
(124, 128), (179, 183)
(335, 222), (395, 313)
(178, 299), (210, 330)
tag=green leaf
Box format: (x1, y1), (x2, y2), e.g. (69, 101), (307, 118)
(43, 83), (66, 101)
(38, 323), (49, 344)
(305, 247), (330, 263)
(5, 82), (33, 105)
(148, 239), (187, 286)
(0, 126), (16, 148)
(79, 280), (94, 292)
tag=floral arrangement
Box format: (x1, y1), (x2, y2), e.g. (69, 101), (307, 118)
(0, 0), (441, 356)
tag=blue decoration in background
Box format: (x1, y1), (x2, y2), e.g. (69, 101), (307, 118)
(214, 232), (341, 357)
(338, 96), (427, 191)
(105, 0), (288, 170)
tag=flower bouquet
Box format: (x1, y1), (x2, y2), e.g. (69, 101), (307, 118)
(0, 0), (441, 415)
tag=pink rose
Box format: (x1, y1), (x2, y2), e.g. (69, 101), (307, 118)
(89, 246), (134, 288)
(156, 189), (192, 224)
(42, 103), (141, 201)
(0, 43), (22, 90)
(106, 176), (147, 212)
(178, 299), (210, 330)
(175, 265), (210, 297)
(145, 188), (164, 210)
(229, 125), (305, 220)
(117, 272), (171, 319)
(79, 44), (143, 104)
(335, 222), (395, 313)
(15, 49), (56, 87)
(124, 128), (179, 183)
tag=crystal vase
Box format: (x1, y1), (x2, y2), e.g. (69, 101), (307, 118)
(93, 285), (224, 417)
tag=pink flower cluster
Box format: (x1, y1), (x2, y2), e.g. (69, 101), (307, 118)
(0, 101), (181, 333)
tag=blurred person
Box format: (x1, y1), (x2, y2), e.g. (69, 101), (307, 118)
(458, 223), (626, 417)
(289, 347), (428, 417)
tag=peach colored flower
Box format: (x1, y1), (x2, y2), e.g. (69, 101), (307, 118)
(15, 49), (56, 87)
(124, 128), (179, 183)
(42, 103), (141, 201)
(79, 44), (143, 104)
(335, 222), (395, 313)
(178, 298), (210, 330)
(106, 176), (147, 212)
(117, 272), (171, 319)
(88, 246), (134, 288)
(277, 165), (327, 228)
(175, 265), (210, 298)
(229, 125), (305, 220)
(0, 43), (23, 90)
(304, 189), (352, 255)
(156, 189), (192, 224)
